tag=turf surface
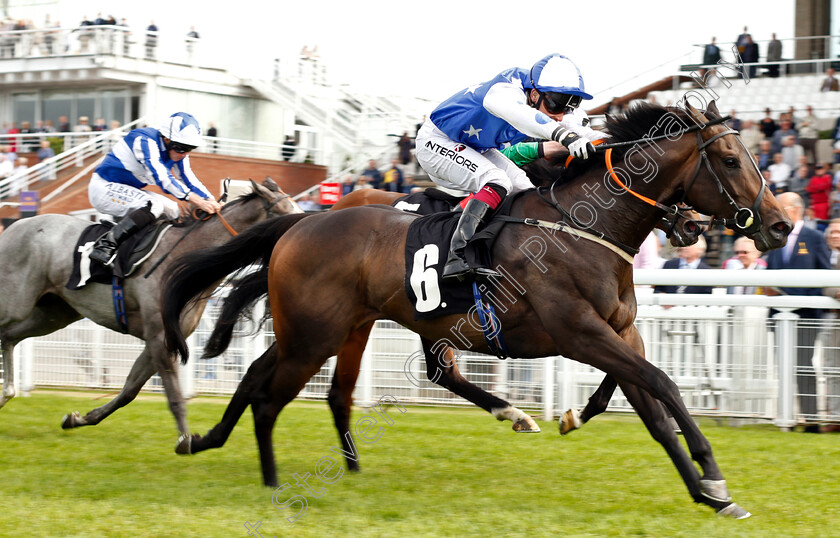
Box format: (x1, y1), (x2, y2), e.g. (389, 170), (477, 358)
(0, 391), (838, 537)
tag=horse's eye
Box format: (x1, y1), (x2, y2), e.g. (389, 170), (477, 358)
(723, 157), (739, 168)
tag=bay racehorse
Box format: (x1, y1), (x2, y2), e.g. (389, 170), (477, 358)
(0, 178), (301, 440)
(162, 101), (790, 517)
(170, 162), (705, 465)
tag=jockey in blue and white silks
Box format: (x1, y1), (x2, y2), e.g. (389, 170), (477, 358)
(88, 112), (221, 266)
(415, 53), (607, 282)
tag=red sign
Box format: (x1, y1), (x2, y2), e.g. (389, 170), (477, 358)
(319, 182), (342, 205)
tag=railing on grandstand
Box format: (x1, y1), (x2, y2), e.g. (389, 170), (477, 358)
(0, 24), (205, 66)
(3, 270), (840, 430)
(0, 127), (320, 203)
(0, 119), (146, 201)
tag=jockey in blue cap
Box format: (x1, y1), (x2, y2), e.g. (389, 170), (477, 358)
(415, 53), (606, 282)
(88, 112), (222, 266)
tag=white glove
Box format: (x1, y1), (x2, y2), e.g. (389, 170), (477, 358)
(552, 127), (596, 159)
(562, 108), (611, 141)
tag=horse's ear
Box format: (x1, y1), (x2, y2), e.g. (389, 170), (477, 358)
(706, 99), (720, 118)
(682, 96), (706, 123)
(249, 178), (268, 198)
(262, 176), (279, 192)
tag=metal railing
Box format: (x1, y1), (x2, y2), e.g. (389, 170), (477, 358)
(3, 270), (840, 429)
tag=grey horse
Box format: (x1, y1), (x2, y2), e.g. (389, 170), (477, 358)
(0, 177), (301, 439)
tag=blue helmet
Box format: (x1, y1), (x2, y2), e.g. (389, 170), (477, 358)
(159, 112), (203, 148)
(525, 54), (593, 100)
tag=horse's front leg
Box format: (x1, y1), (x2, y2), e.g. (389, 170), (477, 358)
(421, 337), (539, 432)
(151, 339), (189, 437)
(62, 347), (157, 428)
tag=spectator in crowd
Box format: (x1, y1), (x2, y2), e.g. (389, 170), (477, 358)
(74, 116), (91, 132)
(735, 26), (751, 54)
(42, 119), (56, 133)
(727, 109), (742, 132)
(759, 108), (778, 139)
(771, 116), (798, 154)
(296, 193), (319, 211)
(820, 67), (839, 92)
(798, 105), (819, 164)
(722, 236), (766, 294)
(397, 131), (413, 165)
(820, 219), (840, 431)
(0, 153), (13, 183)
(281, 135), (295, 161)
(145, 21), (158, 60)
(768, 152), (791, 192)
(790, 158), (813, 196)
(205, 122), (218, 153)
(19, 120), (37, 151)
(765, 192), (832, 425)
(341, 174), (355, 196)
(739, 119), (763, 154)
(78, 15), (94, 52)
(653, 237), (713, 294)
(702, 37), (721, 70)
(57, 115), (71, 132)
(92, 118), (107, 131)
(186, 26), (199, 56)
(780, 135), (804, 171)
(757, 139), (773, 171)
(806, 163), (833, 228)
(8, 157), (28, 196)
(633, 231), (666, 270)
(352, 176), (373, 191)
(6, 121), (18, 153)
(741, 35), (759, 79)
(36, 139), (54, 162)
(359, 159), (383, 190)
(382, 159), (404, 193)
(766, 33), (782, 77)
(2, 144), (17, 165)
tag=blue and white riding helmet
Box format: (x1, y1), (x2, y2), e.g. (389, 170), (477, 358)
(159, 112), (204, 149)
(524, 54), (593, 114)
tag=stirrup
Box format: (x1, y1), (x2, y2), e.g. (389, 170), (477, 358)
(90, 247), (117, 267)
(442, 258), (472, 282)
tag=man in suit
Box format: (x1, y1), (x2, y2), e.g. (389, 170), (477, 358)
(820, 219), (840, 431)
(766, 192), (832, 424)
(653, 236), (714, 295)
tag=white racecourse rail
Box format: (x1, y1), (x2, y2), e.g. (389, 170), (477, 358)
(4, 270), (840, 429)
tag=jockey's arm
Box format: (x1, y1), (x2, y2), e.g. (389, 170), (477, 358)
(483, 82), (566, 141)
(500, 141), (564, 166)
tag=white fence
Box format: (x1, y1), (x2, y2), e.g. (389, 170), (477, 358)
(4, 270), (840, 429)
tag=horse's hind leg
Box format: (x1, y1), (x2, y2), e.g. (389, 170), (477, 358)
(1, 299), (82, 409)
(251, 349), (335, 487)
(421, 337), (539, 432)
(327, 321), (374, 472)
(182, 343), (279, 455)
(560, 375), (617, 435)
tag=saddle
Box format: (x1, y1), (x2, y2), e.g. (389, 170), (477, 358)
(66, 219), (172, 290)
(403, 193), (521, 320)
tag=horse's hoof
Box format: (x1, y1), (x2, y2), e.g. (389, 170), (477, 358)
(559, 409), (582, 435)
(717, 502), (751, 519)
(512, 416), (541, 433)
(175, 433), (193, 455)
(61, 411), (84, 429)
(700, 479), (732, 503)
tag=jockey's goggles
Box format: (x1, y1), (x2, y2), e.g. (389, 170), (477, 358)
(540, 92), (582, 115)
(170, 142), (197, 154)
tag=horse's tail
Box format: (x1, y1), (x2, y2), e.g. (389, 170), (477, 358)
(201, 265), (269, 359)
(162, 213), (310, 364)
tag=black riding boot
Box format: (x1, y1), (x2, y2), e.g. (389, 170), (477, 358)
(89, 206), (154, 267)
(442, 198), (500, 282)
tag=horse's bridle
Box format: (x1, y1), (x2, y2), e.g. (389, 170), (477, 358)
(602, 115), (766, 237)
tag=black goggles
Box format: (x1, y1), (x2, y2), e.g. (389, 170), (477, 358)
(170, 142), (196, 154)
(540, 92), (582, 115)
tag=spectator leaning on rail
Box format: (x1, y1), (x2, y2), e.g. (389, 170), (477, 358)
(722, 236), (767, 294)
(415, 53), (605, 282)
(87, 112), (221, 266)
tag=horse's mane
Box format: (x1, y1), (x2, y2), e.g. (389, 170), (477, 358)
(525, 101), (719, 187)
(171, 189), (261, 227)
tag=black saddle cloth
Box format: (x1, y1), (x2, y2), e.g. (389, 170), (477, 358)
(403, 193), (521, 320)
(66, 220), (171, 290)
(391, 188), (464, 214)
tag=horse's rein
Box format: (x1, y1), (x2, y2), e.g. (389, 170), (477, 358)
(193, 208), (238, 237)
